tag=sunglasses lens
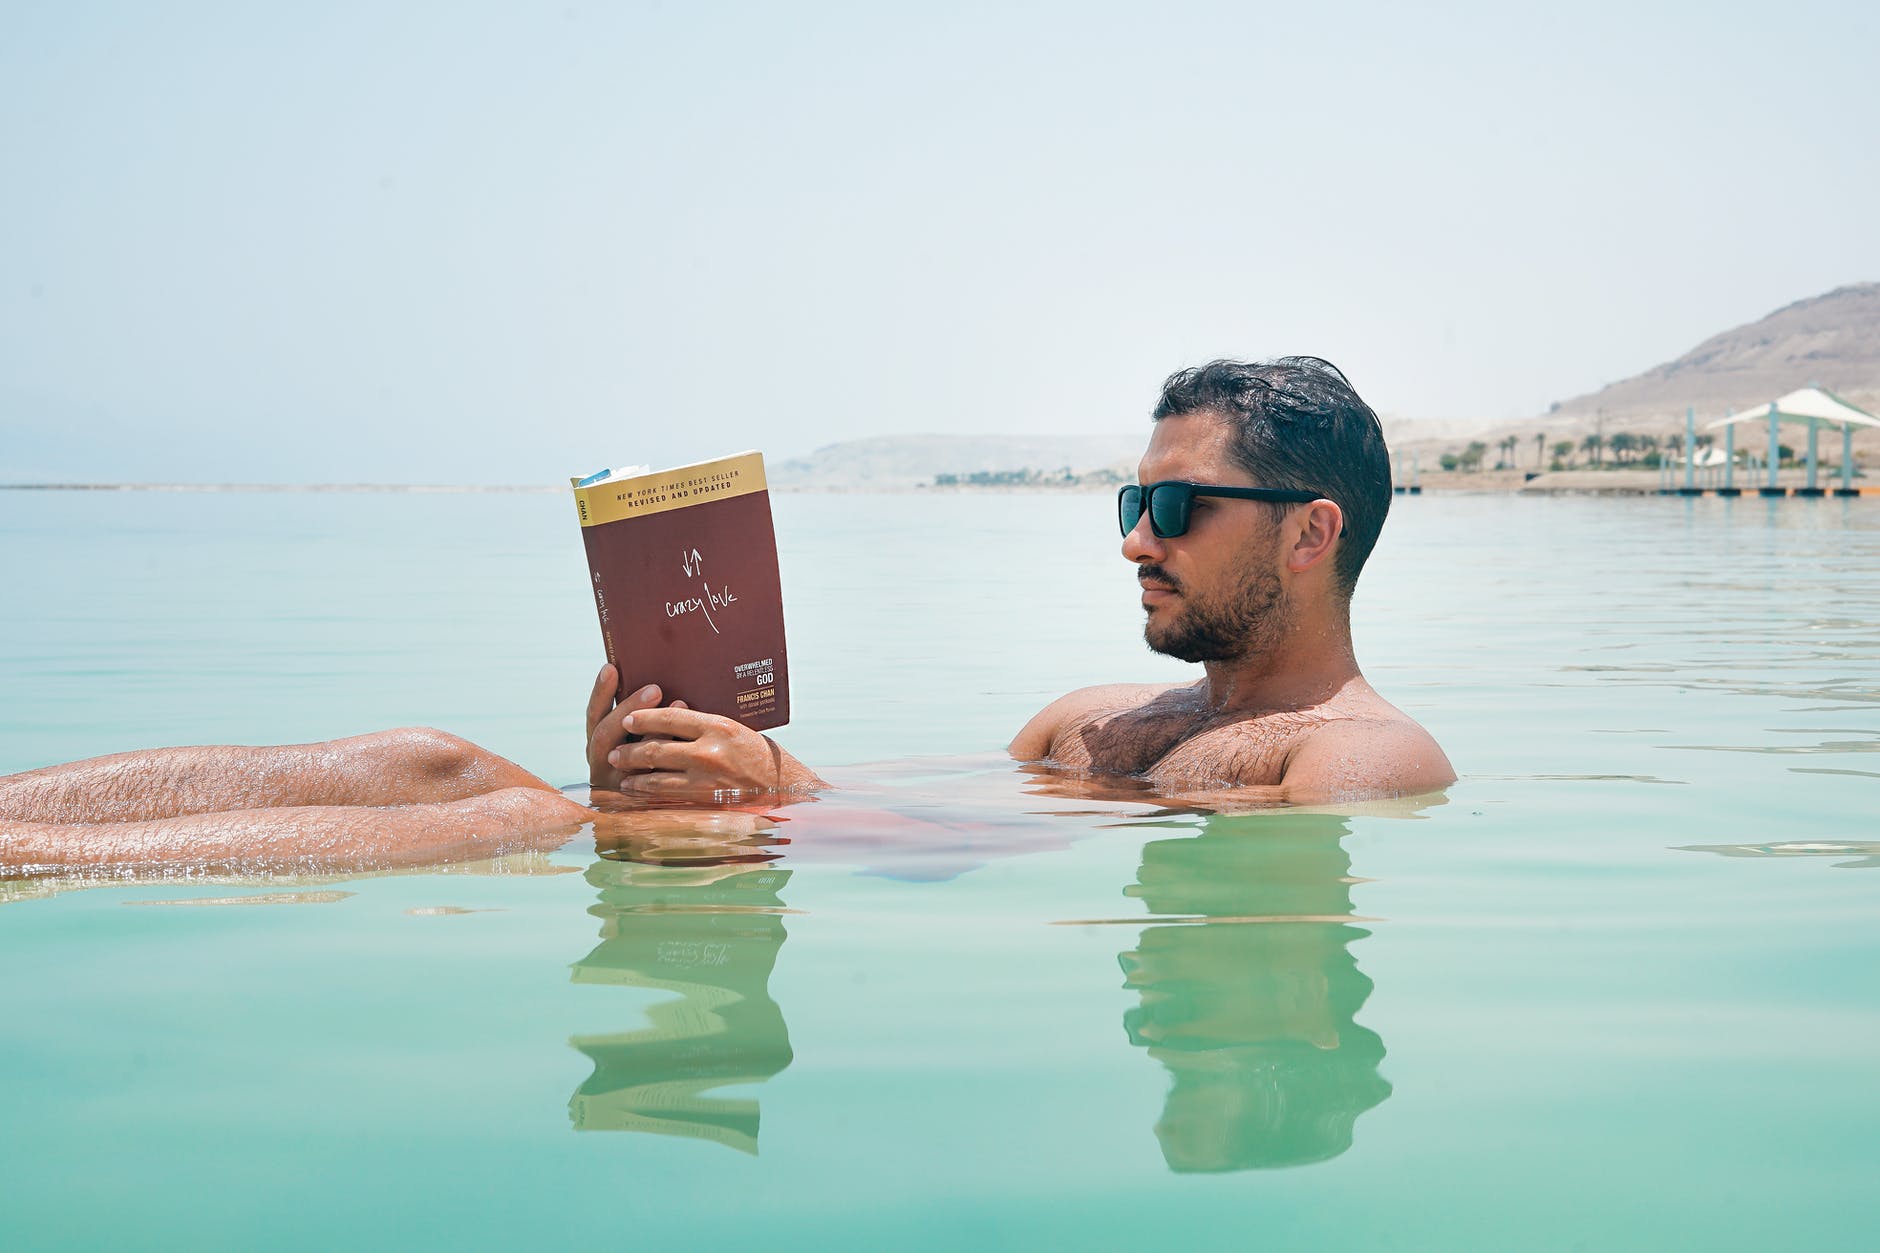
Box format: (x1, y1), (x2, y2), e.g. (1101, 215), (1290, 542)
(1148, 484), (1190, 538)
(1118, 486), (1143, 536)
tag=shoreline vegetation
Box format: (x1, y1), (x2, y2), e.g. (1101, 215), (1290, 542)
(4, 467), (1872, 497)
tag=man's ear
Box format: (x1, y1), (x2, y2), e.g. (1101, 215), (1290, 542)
(1284, 501), (1344, 575)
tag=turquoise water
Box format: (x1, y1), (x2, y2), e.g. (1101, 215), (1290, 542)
(1, 488), (1876, 1249)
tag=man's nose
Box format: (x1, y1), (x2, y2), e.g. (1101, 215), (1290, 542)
(1121, 514), (1165, 564)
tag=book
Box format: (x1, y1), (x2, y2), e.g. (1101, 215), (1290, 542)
(571, 450), (789, 731)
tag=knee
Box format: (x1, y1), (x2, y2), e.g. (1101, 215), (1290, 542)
(375, 726), (485, 782)
(378, 726), (550, 796)
(353, 722), (496, 790)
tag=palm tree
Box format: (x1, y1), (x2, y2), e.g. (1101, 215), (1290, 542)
(1581, 432), (1604, 467)
(1552, 440), (1575, 470)
(1534, 431), (1547, 468)
(1608, 431), (1636, 464)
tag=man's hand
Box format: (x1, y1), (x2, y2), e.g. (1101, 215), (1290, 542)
(586, 664), (674, 790)
(607, 706), (825, 799)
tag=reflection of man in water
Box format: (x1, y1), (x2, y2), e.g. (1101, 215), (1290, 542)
(1117, 813), (1390, 1171)
(567, 858), (794, 1154)
(1, 357), (1450, 870)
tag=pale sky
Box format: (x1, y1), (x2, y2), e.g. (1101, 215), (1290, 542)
(3, 0), (1877, 482)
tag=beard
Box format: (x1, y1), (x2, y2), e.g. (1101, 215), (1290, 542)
(1140, 561), (1289, 664)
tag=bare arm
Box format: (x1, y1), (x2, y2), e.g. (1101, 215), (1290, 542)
(1009, 683), (1176, 762)
(0, 727), (557, 826)
(1008, 695), (1075, 761)
(1276, 718), (1456, 805)
(0, 786), (593, 874)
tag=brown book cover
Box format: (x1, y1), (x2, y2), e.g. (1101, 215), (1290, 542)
(572, 451), (788, 731)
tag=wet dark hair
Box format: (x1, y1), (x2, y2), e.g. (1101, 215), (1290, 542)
(1152, 356), (1390, 598)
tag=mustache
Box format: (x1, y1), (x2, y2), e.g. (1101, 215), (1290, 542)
(1136, 564), (1181, 592)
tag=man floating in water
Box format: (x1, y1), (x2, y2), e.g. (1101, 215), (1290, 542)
(591, 357), (1452, 804)
(0, 357), (1452, 871)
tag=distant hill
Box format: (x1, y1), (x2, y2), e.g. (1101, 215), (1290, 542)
(1391, 282), (1880, 472)
(1547, 282), (1880, 424)
(769, 415), (1466, 490)
(801, 286), (1880, 486)
(770, 433), (1145, 490)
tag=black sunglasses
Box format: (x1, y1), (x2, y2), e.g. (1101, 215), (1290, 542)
(1118, 480), (1331, 539)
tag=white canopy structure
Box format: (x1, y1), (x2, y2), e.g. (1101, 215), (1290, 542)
(1701, 387), (1880, 494)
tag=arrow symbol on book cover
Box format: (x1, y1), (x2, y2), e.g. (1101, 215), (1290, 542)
(681, 548), (703, 578)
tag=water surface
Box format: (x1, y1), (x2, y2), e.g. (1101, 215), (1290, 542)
(1, 489), (1875, 1249)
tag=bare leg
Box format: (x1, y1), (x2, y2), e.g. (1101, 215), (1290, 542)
(0, 786), (593, 874)
(0, 728), (558, 825)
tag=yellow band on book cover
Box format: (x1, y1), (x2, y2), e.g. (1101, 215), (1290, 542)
(573, 451), (769, 528)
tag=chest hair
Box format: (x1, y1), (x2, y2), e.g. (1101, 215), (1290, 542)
(1052, 690), (1329, 787)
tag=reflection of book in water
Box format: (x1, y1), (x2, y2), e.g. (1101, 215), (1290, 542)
(1118, 813), (1391, 1172)
(566, 860), (794, 1154)
(571, 451), (789, 731)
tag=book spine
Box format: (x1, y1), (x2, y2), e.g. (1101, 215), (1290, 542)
(581, 528), (620, 682)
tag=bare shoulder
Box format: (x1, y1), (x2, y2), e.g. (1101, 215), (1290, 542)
(1280, 708), (1455, 804)
(1009, 682), (1183, 761)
